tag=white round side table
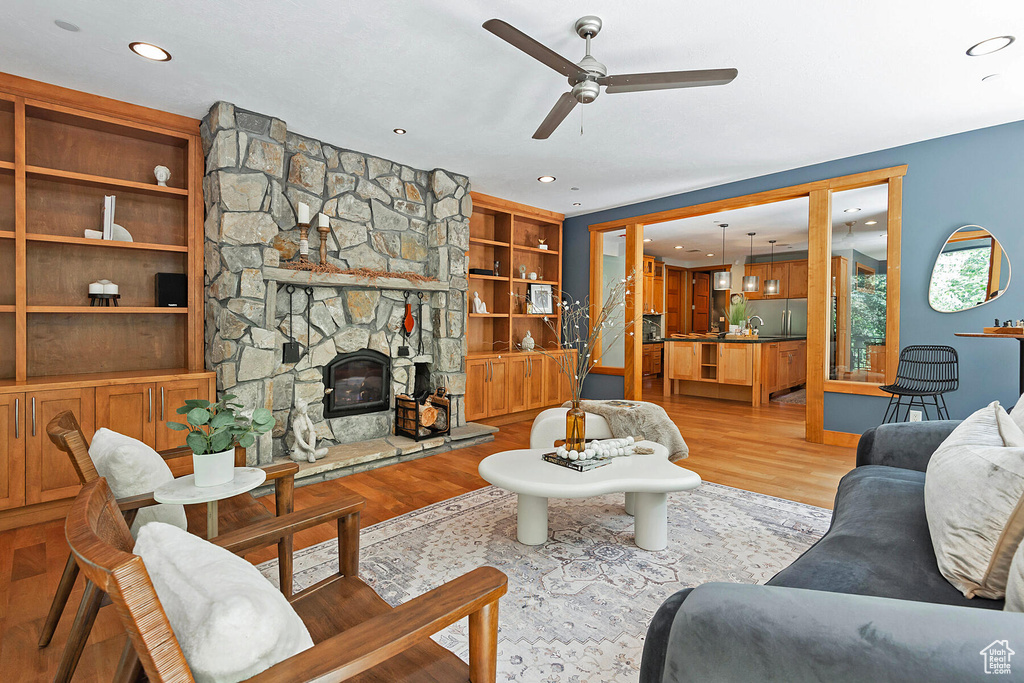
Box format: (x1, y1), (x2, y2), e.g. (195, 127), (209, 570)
(154, 467), (266, 538)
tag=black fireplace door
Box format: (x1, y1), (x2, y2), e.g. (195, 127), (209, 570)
(322, 349), (391, 418)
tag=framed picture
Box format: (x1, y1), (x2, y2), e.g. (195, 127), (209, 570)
(528, 283), (554, 314)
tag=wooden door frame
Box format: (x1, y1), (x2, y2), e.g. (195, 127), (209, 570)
(587, 165), (906, 441)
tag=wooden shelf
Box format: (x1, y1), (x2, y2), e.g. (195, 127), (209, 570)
(0, 160), (12, 171)
(512, 244), (559, 255)
(0, 368), (206, 392)
(0, 305), (13, 313)
(25, 233), (188, 252)
(513, 313), (558, 318)
(25, 165), (189, 197)
(468, 273), (507, 281)
(27, 306), (188, 314)
(0, 230), (13, 240)
(469, 237), (510, 248)
(469, 313), (506, 318)
(514, 277), (558, 285)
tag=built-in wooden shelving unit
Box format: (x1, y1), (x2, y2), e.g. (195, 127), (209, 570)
(467, 192), (565, 356)
(0, 72), (213, 529)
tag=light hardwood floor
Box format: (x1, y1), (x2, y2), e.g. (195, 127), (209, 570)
(0, 381), (854, 682)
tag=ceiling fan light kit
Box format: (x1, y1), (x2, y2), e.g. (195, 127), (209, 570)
(483, 16), (738, 139)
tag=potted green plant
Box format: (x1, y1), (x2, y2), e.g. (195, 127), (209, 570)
(723, 296), (749, 334)
(167, 394), (275, 487)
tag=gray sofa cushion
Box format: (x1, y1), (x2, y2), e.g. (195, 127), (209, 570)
(767, 465), (1004, 610)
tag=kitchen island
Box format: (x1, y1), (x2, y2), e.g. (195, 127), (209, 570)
(662, 335), (806, 407)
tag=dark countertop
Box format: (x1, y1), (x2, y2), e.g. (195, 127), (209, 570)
(658, 335), (807, 345)
(643, 339), (665, 345)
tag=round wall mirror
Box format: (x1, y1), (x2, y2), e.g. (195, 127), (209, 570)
(928, 225), (1011, 313)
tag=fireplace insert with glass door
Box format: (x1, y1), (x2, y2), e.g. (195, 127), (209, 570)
(322, 349), (391, 418)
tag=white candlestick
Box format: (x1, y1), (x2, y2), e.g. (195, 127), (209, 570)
(297, 202), (310, 225)
(318, 212), (329, 228)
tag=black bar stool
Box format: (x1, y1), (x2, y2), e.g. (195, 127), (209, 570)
(880, 345), (959, 423)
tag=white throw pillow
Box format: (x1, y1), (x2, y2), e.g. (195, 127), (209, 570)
(1010, 392), (1024, 434)
(1005, 541), (1024, 611)
(89, 428), (187, 534)
(135, 523), (313, 683)
(925, 401), (1024, 599)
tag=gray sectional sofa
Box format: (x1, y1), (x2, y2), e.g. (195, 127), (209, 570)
(640, 420), (1024, 682)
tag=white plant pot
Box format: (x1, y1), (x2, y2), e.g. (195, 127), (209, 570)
(193, 448), (235, 487)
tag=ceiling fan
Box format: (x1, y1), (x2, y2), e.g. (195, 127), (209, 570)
(483, 16), (738, 139)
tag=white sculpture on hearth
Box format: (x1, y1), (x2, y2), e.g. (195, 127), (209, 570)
(473, 291), (488, 314)
(289, 398), (328, 463)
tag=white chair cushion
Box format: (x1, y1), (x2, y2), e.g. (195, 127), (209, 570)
(135, 522), (313, 683)
(89, 428), (186, 534)
(925, 401), (1024, 599)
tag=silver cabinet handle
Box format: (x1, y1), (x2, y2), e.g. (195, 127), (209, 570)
(148, 387), (153, 423)
(31, 396), (36, 437)
(14, 398), (19, 439)
(160, 386), (165, 421)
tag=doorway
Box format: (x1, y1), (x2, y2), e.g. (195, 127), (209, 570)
(692, 272), (710, 332)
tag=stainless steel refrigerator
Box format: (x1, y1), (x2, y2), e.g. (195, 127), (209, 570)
(752, 298), (808, 336)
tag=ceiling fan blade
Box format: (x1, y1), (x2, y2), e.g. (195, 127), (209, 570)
(600, 68), (738, 93)
(483, 19), (583, 79)
(533, 92), (578, 139)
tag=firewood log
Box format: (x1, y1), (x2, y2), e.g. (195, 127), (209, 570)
(419, 403), (438, 427)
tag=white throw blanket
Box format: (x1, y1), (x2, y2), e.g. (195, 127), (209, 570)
(563, 400), (689, 461)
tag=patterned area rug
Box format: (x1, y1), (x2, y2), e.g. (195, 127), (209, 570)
(771, 388), (807, 405)
(259, 484), (831, 682)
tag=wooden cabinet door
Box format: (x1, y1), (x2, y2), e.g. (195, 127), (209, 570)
(26, 388), (94, 505)
(543, 353), (569, 406)
(718, 344), (754, 385)
(692, 272), (710, 332)
(643, 273), (655, 313)
(652, 346), (663, 375)
(787, 260), (808, 298)
(669, 342), (698, 381)
(773, 262), (791, 298)
(488, 358), (509, 417)
(465, 359), (489, 422)
(0, 394), (26, 511)
(653, 276), (664, 313)
(156, 378), (212, 451)
(642, 348), (653, 376)
(526, 356), (546, 409)
(665, 267), (683, 334)
(507, 355), (529, 414)
(96, 382), (156, 446)
(763, 343), (780, 393)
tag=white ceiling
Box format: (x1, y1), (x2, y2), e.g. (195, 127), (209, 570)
(4, 1), (1022, 217)
(643, 184), (888, 265)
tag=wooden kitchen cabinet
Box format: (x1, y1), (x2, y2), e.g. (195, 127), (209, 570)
(743, 263), (770, 300)
(465, 357), (509, 421)
(666, 342), (701, 383)
(0, 394), (26, 511)
(745, 259), (808, 299)
(26, 388), (94, 505)
(787, 260), (808, 298)
(507, 355), (529, 414)
(718, 344), (755, 385)
(543, 353), (573, 406)
(526, 355), (546, 409)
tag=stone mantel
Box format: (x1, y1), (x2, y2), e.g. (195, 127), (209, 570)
(263, 267), (450, 292)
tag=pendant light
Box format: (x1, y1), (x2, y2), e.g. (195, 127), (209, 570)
(713, 224), (731, 290)
(765, 240), (780, 295)
(742, 232), (759, 292)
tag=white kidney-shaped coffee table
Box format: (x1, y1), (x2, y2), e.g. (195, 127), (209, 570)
(154, 467), (266, 538)
(478, 440), (700, 551)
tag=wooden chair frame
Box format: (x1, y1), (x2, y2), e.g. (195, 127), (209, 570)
(67, 477), (508, 683)
(39, 410), (299, 683)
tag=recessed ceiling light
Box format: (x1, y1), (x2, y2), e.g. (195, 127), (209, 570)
(129, 42), (171, 61)
(967, 36), (1015, 56)
(392, 128), (406, 135)
(643, 238), (653, 243)
(844, 208), (861, 213)
(54, 19), (80, 32)
(570, 187), (580, 191)
(572, 202), (581, 206)
(674, 245), (683, 249)
(706, 253), (715, 257)
(865, 220), (878, 225)
(537, 175), (556, 183)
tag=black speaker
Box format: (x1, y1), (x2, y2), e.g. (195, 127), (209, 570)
(156, 273), (188, 307)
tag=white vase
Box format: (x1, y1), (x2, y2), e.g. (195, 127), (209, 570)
(193, 448), (235, 487)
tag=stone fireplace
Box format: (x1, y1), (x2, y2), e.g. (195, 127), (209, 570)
(200, 102), (471, 466)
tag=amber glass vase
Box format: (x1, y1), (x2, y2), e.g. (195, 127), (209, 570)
(566, 400), (585, 452)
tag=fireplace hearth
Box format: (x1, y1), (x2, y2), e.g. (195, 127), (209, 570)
(322, 349), (391, 418)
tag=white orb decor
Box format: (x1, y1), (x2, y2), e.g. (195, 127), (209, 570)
(568, 450), (579, 460)
(626, 436), (635, 444)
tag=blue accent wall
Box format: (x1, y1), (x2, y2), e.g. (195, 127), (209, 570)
(564, 120), (1024, 431)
